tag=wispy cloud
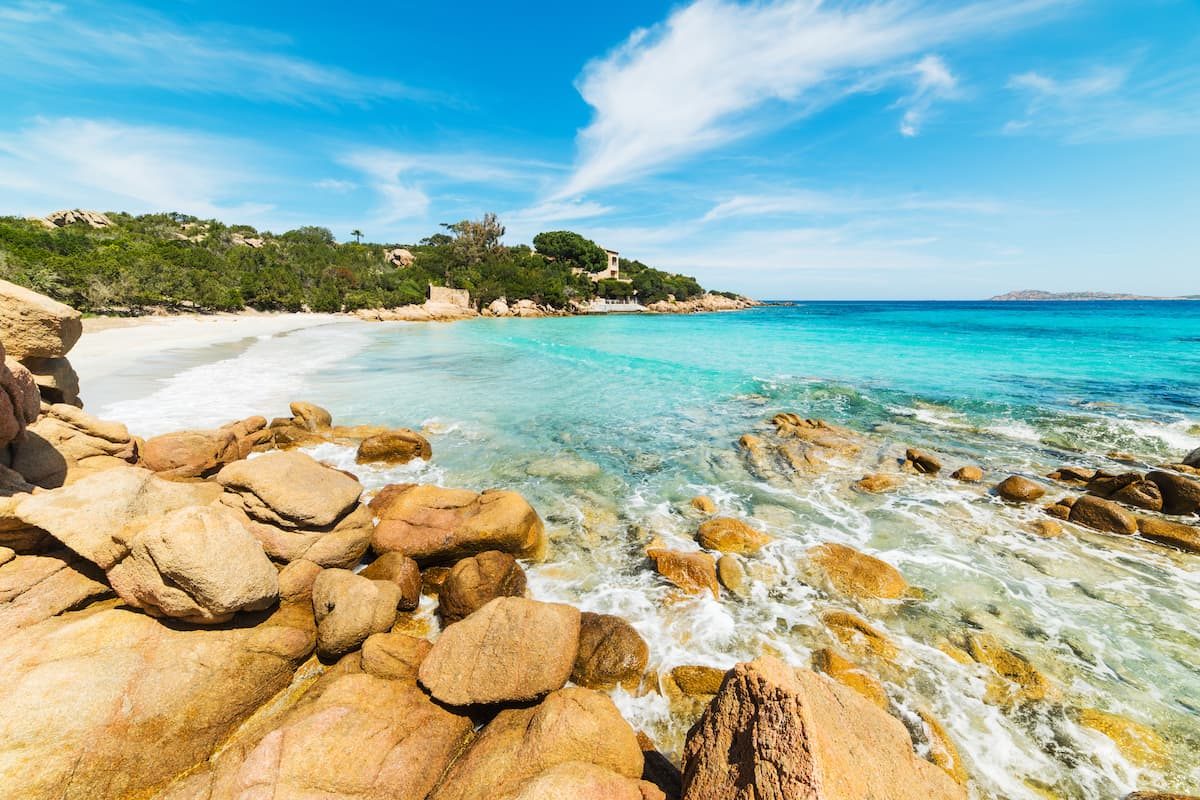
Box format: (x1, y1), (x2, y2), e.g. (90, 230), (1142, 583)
(1004, 61), (1200, 140)
(701, 188), (1004, 223)
(0, 117), (275, 220)
(555, 0), (1065, 198)
(896, 55), (959, 137)
(0, 2), (427, 105)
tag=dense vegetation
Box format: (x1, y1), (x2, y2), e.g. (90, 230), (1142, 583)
(0, 212), (720, 313)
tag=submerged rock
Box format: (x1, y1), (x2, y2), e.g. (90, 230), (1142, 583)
(811, 647), (889, 709)
(696, 516), (771, 554)
(716, 554), (748, 595)
(807, 542), (908, 600)
(950, 465), (984, 483)
(670, 665), (727, 696)
(419, 596), (580, 706)
(1069, 495), (1138, 535)
(437, 549), (527, 624)
(853, 472), (902, 493)
(995, 475), (1046, 503)
(679, 656), (964, 800)
(572, 611), (649, 690)
(965, 632), (1052, 703)
(740, 415), (866, 482)
(820, 609), (899, 662)
(1074, 706), (1167, 768)
(370, 483), (546, 565)
(689, 495), (717, 515)
(647, 548), (719, 598)
(904, 448), (942, 475)
(428, 686), (645, 800)
(1137, 517), (1200, 553)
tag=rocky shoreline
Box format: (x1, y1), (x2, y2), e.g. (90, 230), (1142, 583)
(1, 285), (1196, 799)
(353, 291), (759, 322)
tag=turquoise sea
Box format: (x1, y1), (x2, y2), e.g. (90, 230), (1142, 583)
(82, 301), (1200, 800)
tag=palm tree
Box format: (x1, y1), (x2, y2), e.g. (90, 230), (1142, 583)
(351, 229), (363, 244)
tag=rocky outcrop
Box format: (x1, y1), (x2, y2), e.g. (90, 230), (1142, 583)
(429, 686), (646, 800)
(8, 403), (138, 486)
(370, 483), (546, 565)
(418, 596), (581, 706)
(995, 475), (1046, 503)
(356, 302), (479, 322)
(43, 209), (114, 229)
(437, 549), (527, 624)
(645, 293), (757, 314)
(312, 568), (402, 659)
(647, 548), (719, 598)
(0, 344), (40, 447)
(0, 602), (315, 799)
(807, 542), (908, 600)
(385, 247), (415, 268)
(679, 657), (964, 800)
(0, 550), (110, 635)
(572, 611), (649, 690)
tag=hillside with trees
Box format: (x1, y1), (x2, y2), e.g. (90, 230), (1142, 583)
(0, 211), (724, 314)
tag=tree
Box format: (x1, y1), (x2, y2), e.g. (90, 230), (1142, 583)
(441, 213), (506, 266)
(351, 229), (363, 244)
(532, 230), (607, 273)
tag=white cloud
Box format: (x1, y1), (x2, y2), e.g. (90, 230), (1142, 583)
(0, 2), (424, 105)
(0, 117), (275, 220)
(896, 55), (958, 136)
(1004, 63), (1200, 140)
(556, 0), (1064, 198)
(701, 188), (1003, 222)
(314, 178), (358, 193)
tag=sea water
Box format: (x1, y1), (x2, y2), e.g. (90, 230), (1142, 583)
(81, 301), (1200, 799)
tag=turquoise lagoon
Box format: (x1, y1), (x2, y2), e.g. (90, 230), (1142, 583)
(85, 302), (1200, 800)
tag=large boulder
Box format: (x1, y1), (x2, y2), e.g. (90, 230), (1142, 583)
(696, 517), (772, 554)
(502, 762), (665, 800)
(1184, 447), (1200, 468)
(105, 505), (279, 624)
(419, 596), (581, 706)
(159, 671), (474, 800)
(807, 542), (908, 600)
(356, 428), (432, 464)
(429, 687), (645, 800)
(370, 483), (546, 565)
(0, 278), (83, 358)
(647, 548), (719, 598)
(572, 611), (650, 690)
(217, 450), (362, 529)
(1068, 495), (1138, 535)
(1110, 479), (1163, 512)
(437, 549), (527, 624)
(679, 656), (964, 800)
(0, 602), (315, 799)
(236, 503), (374, 569)
(312, 568), (402, 659)
(9, 403), (138, 487)
(1147, 471), (1200, 516)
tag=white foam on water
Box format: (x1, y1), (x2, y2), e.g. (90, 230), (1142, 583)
(93, 322), (377, 437)
(984, 419), (1043, 443)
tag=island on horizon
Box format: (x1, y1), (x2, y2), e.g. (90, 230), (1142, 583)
(990, 289), (1200, 302)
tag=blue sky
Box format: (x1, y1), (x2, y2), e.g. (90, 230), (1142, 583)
(0, 0), (1197, 299)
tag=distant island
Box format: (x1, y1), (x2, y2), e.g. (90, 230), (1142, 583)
(990, 289), (1199, 301)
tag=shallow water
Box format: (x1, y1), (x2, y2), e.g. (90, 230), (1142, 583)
(85, 302), (1200, 799)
